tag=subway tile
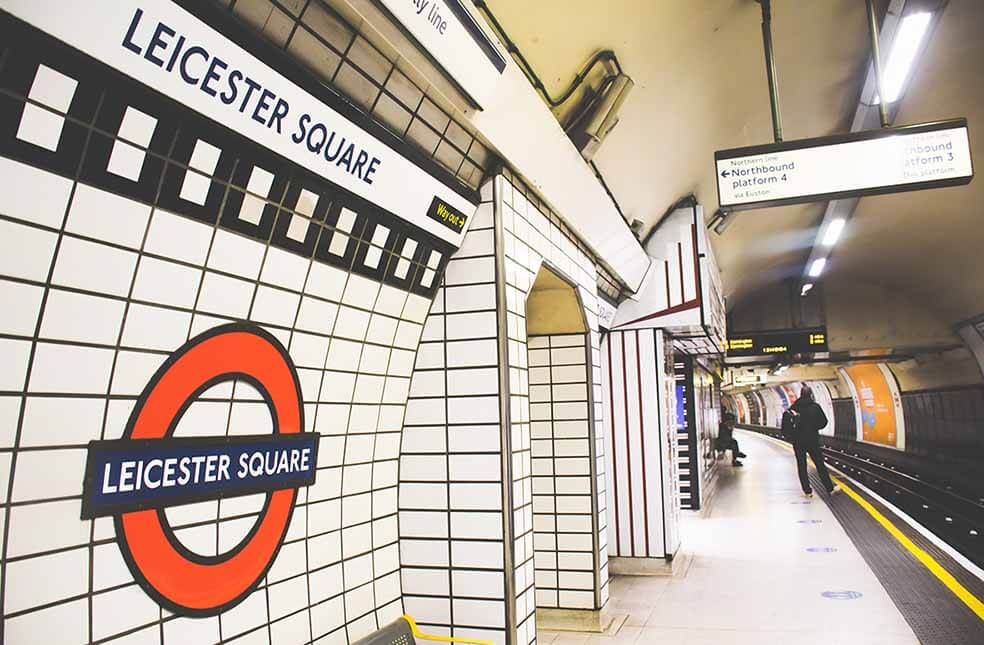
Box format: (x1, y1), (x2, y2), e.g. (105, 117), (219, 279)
(121, 302), (191, 351)
(453, 599), (506, 628)
(28, 341), (114, 394)
(52, 235), (138, 297)
(448, 425), (500, 453)
(4, 598), (87, 644)
(399, 482), (448, 510)
(366, 314), (398, 345)
(449, 454), (501, 481)
(268, 575), (309, 620)
(342, 272), (381, 310)
(306, 261), (349, 302)
(12, 447), (85, 502)
(401, 569), (449, 597)
(251, 285), (301, 327)
(0, 157), (73, 228)
(132, 255), (203, 309)
(207, 229), (265, 279)
(261, 245), (310, 291)
(110, 350), (166, 396)
(91, 583), (160, 641)
(296, 295), (339, 335)
(447, 395), (499, 424)
(4, 546), (88, 613)
(165, 616), (221, 644)
(446, 339), (497, 368)
(443, 283), (495, 313)
(333, 305), (370, 341)
(400, 454), (447, 481)
(400, 426), (446, 453)
(399, 510), (448, 538)
(39, 288), (124, 345)
(447, 367), (499, 397)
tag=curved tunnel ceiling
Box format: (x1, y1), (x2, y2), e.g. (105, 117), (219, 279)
(484, 0), (983, 333)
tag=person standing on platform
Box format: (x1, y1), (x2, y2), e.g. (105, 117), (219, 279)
(789, 385), (840, 498)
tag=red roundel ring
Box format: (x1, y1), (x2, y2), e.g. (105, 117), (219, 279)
(115, 323), (303, 616)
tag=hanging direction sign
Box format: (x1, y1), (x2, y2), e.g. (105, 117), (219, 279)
(715, 119), (973, 211)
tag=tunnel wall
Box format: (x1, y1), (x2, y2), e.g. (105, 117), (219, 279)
(734, 385), (984, 462)
(0, 3), (478, 643)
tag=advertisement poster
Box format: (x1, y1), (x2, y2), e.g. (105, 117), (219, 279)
(839, 364), (906, 450)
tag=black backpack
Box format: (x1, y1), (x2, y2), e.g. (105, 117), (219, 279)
(780, 408), (799, 440)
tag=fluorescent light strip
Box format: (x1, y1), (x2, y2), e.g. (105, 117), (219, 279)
(809, 258), (827, 277)
(822, 218), (846, 246)
(876, 12), (932, 104)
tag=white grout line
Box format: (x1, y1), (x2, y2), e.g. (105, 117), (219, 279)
(746, 429), (984, 583)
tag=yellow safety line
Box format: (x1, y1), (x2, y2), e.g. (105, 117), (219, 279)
(748, 431), (984, 620)
(403, 614), (495, 645)
(833, 478), (984, 621)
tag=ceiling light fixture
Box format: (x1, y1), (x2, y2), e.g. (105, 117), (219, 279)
(801, 283), (814, 296)
(821, 218), (846, 246)
(809, 258), (827, 277)
(874, 12), (932, 104)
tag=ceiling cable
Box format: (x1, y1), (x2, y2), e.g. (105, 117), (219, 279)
(472, 1), (623, 108)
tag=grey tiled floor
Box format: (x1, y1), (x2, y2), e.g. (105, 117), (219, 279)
(537, 431), (919, 645)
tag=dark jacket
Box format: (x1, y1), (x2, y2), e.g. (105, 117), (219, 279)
(790, 397), (828, 442)
(718, 421), (734, 444)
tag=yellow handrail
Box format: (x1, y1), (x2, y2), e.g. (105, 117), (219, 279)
(402, 614), (495, 645)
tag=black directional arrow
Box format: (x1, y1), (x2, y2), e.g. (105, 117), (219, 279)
(721, 170), (730, 178)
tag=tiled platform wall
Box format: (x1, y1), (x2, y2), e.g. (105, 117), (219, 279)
(528, 334), (599, 610)
(398, 185), (505, 644)
(0, 13), (460, 644)
(399, 176), (610, 645)
(601, 329), (680, 560)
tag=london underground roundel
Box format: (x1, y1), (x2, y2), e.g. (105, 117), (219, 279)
(81, 323), (319, 616)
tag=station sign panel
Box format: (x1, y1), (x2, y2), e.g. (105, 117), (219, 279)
(376, 0), (506, 109)
(3, 0), (478, 247)
(715, 119), (973, 211)
(727, 327), (828, 357)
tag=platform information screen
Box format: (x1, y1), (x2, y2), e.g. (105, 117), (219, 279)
(727, 327), (828, 357)
(715, 119), (973, 210)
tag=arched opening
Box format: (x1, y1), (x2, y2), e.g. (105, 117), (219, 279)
(525, 266), (603, 619)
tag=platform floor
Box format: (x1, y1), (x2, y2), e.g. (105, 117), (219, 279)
(538, 430), (920, 644)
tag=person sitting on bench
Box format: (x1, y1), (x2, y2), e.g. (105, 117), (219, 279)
(716, 412), (747, 467)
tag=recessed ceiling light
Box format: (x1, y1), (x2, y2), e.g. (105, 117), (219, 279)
(875, 12), (932, 104)
(822, 218), (846, 246)
(809, 258), (827, 277)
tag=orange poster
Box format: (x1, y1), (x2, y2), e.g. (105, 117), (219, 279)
(839, 364), (906, 450)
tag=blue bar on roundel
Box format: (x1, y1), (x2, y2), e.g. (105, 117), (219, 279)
(81, 433), (319, 519)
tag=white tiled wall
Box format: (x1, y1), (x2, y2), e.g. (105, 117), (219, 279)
(400, 175), (610, 645)
(529, 334), (597, 610)
(601, 329), (681, 560)
(399, 184), (506, 645)
(0, 29), (456, 644)
(498, 176), (609, 642)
